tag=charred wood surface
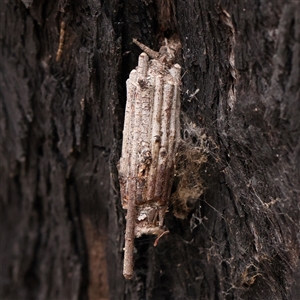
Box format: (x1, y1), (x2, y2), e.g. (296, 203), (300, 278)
(0, 0), (299, 299)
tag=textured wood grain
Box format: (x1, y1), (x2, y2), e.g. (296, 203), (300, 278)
(1, 0), (299, 299)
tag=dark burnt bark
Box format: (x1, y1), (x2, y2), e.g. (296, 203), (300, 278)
(1, 0), (299, 299)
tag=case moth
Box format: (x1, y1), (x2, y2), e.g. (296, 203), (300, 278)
(56, 21), (66, 62)
(118, 38), (181, 279)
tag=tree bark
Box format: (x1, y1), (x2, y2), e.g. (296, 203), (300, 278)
(1, 0), (299, 299)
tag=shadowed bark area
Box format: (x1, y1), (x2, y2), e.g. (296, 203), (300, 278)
(0, 0), (299, 300)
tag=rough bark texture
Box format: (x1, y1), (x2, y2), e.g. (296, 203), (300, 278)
(0, 0), (299, 299)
